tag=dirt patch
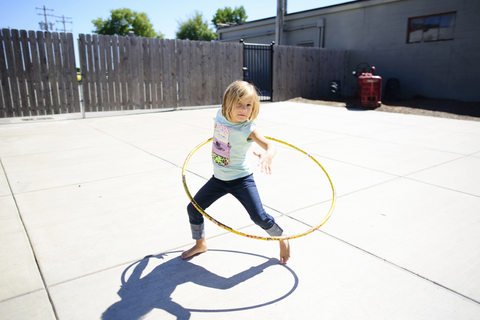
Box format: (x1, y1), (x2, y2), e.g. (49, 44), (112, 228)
(288, 97), (480, 122)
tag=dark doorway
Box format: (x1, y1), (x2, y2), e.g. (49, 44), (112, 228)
(241, 40), (274, 101)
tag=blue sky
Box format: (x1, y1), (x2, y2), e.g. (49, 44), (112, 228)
(1, 0), (349, 65)
(1, 0), (349, 39)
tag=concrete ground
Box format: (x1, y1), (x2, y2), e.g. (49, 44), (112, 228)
(1, 101), (479, 319)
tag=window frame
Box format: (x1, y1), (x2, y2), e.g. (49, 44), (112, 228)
(297, 40), (315, 47)
(407, 12), (456, 44)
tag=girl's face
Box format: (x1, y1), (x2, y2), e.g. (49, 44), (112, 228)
(229, 96), (253, 123)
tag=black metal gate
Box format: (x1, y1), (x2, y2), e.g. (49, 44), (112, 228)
(241, 40), (274, 101)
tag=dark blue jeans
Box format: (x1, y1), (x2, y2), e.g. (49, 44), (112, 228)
(187, 174), (283, 239)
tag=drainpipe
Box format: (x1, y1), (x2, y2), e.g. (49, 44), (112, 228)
(317, 19), (325, 48)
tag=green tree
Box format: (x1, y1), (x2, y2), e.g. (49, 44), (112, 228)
(92, 8), (164, 38)
(212, 6), (247, 30)
(176, 11), (216, 41)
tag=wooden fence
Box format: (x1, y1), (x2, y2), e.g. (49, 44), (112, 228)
(0, 29), (349, 118)
(0, 29), (79, 118)
(78, 34), (243, 112)
(273, 45), (348, 101)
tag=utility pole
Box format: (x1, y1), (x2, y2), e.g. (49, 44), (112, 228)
(275, 0), (286, 45)
(36, 5), (55, 31)
(55, 15), (72, 33)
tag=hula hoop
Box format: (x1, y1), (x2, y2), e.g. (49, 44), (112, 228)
(182, 137), (336, 241)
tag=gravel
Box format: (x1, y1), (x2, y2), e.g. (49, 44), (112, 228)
(288, 97), (480, 122)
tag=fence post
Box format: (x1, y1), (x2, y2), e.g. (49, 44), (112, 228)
(80, 82), (85, 118)
(270, 41), (275, 101)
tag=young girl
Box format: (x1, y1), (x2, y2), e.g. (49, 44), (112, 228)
(182, 80), (290, 264)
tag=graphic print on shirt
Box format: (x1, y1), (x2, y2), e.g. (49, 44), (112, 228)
(212, 123), (231, 167)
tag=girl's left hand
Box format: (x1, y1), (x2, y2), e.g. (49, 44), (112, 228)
(254, 151), (274, 174)
(249, 129), (276, 174)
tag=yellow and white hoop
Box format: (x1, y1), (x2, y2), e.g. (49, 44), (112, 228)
(182, 137), (336, 241)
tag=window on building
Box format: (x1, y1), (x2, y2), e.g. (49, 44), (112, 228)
(407, 12), (456, 43)
(297, 41), (314, 47)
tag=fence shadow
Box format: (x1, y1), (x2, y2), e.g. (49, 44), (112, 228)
(102, 249), (298, 319)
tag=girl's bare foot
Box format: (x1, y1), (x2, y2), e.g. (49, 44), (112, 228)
(181, 238), (208, 260)
(279, 238), (290, 264)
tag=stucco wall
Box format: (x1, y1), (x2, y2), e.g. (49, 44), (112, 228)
(218, 0), (480, 101)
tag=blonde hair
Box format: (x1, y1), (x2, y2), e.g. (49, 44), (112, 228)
(222, 81), (260, 122)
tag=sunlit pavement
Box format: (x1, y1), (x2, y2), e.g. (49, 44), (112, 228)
(1, 101), (480, 319)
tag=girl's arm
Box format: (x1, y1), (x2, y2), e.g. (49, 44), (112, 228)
(249, 129), (277, 174)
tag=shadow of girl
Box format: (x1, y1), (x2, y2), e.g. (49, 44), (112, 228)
(102, 251), (278, 319)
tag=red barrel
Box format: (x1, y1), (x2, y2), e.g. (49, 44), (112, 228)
(357, 67), (382, 108)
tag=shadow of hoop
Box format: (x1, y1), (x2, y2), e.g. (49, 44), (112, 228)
(102, 249), (298, 319)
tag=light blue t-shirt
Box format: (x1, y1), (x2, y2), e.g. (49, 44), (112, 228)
(212, 109), (257, 181)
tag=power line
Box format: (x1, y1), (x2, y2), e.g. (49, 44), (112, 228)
(55, 15), (72, 33)
(36, 6), (73, 33)
(36, 5), (55, 32)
